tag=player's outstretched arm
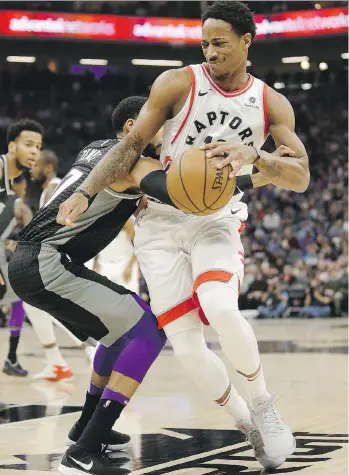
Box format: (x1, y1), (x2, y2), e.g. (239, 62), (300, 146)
(201, 88), (310, 193)
(57, 69), (191, 225)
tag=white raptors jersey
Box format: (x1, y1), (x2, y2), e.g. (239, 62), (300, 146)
(159, 63), (268, 208)
(39, 177), (61, 209)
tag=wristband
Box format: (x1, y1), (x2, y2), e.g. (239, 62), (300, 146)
(74, 189), (92, 201)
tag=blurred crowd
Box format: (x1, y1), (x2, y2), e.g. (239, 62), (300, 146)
(0, 1), (346, 17)
(240, 85), (348, 318)
(0, 63), (347, 319)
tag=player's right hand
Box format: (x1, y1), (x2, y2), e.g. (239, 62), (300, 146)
(56, 193), (89, 226)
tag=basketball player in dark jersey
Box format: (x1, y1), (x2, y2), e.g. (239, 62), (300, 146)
(0, 120), (42, 388)
(1, 175), (32, 377)
(9, 97), (168, 475)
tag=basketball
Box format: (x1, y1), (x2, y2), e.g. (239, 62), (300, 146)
(167, 148), (236, 216)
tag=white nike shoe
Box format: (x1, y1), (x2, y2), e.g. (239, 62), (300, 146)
(33, 364), (73, 382)
(237, 423), (285, 469)
(250, 396), (296, 459)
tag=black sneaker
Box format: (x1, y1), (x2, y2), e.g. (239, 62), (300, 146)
(67, 422), (131, 451)
(2, 359), (28, 377)
(58, 444), (131, 475)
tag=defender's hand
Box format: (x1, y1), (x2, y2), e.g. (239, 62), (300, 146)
(56, 193), (89, 226)
(273, 145), (296, 157)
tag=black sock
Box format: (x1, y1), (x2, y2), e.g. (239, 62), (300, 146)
(8, 336), (20, 364)
(77, 399), (124, 452)
(77, 392), (101, 430)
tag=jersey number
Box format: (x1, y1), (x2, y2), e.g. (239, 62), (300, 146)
(44, 169), (84, 208)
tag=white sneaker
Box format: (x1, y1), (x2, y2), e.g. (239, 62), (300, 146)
(237, 423), (285, 469)
(33, 364), (73, 382)
(84, 346), (96, 366)
(250, 396), (296, 459)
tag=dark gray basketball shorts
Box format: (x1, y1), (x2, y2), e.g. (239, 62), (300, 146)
(9, 242), (145, 347)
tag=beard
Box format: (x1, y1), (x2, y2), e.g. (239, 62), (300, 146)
(32, 174), (46, 186)
(15, 158), (30, 171)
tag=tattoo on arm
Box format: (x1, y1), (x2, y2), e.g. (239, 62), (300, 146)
(257, 158), (282, 178)
(82, 133), (144, 196)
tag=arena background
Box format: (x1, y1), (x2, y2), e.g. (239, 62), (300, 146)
(0, 0), (347, 319)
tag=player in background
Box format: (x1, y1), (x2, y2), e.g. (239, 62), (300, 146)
(2, 175), (32, 376)
(57, 1), (310, 468)
(0, 119), (42, 380)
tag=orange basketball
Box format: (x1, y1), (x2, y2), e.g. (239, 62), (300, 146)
(167, 148), (236, 216)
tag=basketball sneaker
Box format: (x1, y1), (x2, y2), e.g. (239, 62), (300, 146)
(2, 359), (28, 377)
(250, 396), (296, 459)
(58, 444), (131, 475)
(33, 364), (73, 382)
(67, 421), (131, 451)
(237, 423), (285, 469)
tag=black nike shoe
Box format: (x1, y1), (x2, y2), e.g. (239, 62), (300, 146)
(67, 422), (131, 451)
(58, 444), (131, 475)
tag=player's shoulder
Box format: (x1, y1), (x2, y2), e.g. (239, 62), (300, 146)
(265, 85), (294, 125)
(153, 67), (192, 94)
(84, 138), (118, 151)
(74, 139), (118, 166)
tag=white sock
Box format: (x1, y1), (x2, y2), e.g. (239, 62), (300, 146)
(198, 282), (269, 403)
(219, 383), (254, 428)
(23, 302), (56, 345)
(168, 325), (252, 426)
(45, 345), (67, 367)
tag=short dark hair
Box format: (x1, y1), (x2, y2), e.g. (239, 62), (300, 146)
(202, 1), (257, 41)
(111, 96), (148, 132)
(40, 149), (59, 174)
(6, 118), (44, 144)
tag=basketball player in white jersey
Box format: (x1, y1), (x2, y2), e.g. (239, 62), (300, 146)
(25, 150), (96, 381)
(57, 1), (310, 468)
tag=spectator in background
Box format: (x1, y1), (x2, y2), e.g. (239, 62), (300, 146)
(301, 278), (332, 318)
(282, 227), (300, 250)
(244, 271), (268, 310)
(262, 207), (281, 232)
(281, 265), (297, 286)
(258, 282), (289, 319)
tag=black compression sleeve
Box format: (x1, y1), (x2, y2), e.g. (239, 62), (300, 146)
(139, 170), (178, 208)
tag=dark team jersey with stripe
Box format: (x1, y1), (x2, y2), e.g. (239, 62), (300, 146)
(0, 155), (15, 211)
(20, 139), (143, 264)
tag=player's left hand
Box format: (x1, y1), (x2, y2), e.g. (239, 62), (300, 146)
(56, 192), (89, 226)
(200, 142), (259, 177)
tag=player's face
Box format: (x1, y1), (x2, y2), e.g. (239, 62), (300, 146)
(10, 130), (42, 170)
(30, 156), (46, 183)
(201, 19), (251, 80)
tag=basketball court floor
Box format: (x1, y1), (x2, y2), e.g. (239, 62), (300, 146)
(0, 318), (347, 474)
